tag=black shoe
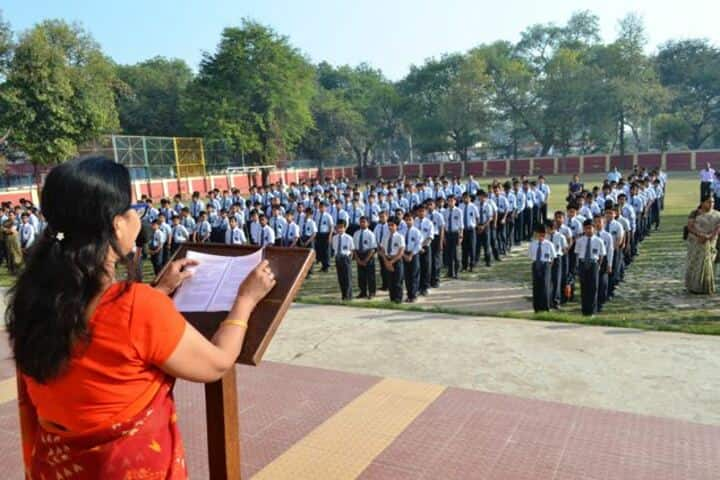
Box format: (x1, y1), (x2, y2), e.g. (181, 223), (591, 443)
(420, 290), (428, 296)
(357, 294), (367, 299)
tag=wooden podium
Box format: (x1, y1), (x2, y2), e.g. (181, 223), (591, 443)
(159, 243), (315, 479)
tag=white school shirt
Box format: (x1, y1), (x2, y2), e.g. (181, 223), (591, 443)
(249, 221), (262, 244)
(551, 231), (568, 256)
(383, 231), (405, 256)
(20, 223), (35, 248)
(444, 206), (464, 232)
(566, 217), (583, 238)
(605, 220), (625, 245)
(574, 235), (607, 263)
(283, 222), (300, 245)
(260, 225), (275, 247)
(460, 203), (479, 229)
(528, 239), (557, 263)
(414, 217), (434, 244)
(374, 222), (389, 248)
(353, 228), (377, 253)
(159, 223), (172, 244)
(150, 229), (165, 249)
(430, 210), (445, 237)
(474, 200), (493, 226)
(597, 230), (614, 267)
(226, 226), (247, 245)
(270, 216), (287, 239)
(195, 220), (211, 239)
(332, 233), (354, 257)
(301, 218), (317, 238)
(317, 212), (334, 233)
(403, 226), (423, 255)
(182, 216), (196, 232)
(172, 224), (190, 243)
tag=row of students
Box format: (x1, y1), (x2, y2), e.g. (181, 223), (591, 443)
(529, 175), (666, 316)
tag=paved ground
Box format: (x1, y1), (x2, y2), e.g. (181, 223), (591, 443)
(1, 362), (718, 479)
(265, 304), (720, 425)
(2, 295), (720, 478)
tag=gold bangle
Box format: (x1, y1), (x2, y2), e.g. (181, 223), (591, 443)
(222, 319), (249, 329)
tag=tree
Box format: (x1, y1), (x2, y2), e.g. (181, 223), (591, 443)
(116, 57), (193, 136)
(0, 20), (119, 173)
(0, 10), (12, 79)
(182, 20), (315, 170)
(590, 14), (668, 156)
(297, 86), (360, 168)
(656, 39), (720, 149)
(400, 52), (492, 165)
(314, 62), (402, 170)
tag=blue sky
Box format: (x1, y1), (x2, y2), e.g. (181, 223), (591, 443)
(2, 0), (719, 80)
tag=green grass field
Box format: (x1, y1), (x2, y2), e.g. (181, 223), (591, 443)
(2, 171), (717, 334)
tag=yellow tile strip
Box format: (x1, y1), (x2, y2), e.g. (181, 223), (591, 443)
(0, 376), (17, 404)
(253, 378), (445, 480)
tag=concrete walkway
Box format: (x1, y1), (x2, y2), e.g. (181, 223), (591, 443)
(266, 303), (720, 425)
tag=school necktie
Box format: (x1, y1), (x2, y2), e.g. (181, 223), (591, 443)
(479, 202), (484, 225)
(536, 242), (542, 262)
(406, 229), (410, 253)
(359, 230), (364, 252)
(606, 223), (610, 233)
(378, 226), (384, 246)
(464, 205), (469, 228)
(585, 237), (592, 262)
(285, 225), (291, 245)
(448, 210), (453, 232)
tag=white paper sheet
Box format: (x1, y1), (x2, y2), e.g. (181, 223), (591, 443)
(172, 249), (264, 312)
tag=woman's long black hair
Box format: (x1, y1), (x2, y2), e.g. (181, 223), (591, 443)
(6, 156), (135, 383)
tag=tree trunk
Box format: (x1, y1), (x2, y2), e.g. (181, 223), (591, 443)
(618, 111), (625, 158)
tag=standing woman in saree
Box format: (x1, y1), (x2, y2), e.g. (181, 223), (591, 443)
(685, 193), (720, 294)
(6, 156), (276, 479)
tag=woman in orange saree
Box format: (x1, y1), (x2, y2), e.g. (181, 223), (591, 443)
(7, 157), (275, 479)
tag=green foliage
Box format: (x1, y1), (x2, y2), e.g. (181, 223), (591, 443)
(400, 52), (492, 162)
(182, 19), (315, 166)
(656, 39), (720, 150)
(116, 57), (193, 136)
(0, 19), (119, 166)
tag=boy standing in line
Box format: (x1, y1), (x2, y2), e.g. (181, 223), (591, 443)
(380, 216), (405, 304)
(332, 219), (355, 301)
(574, 219), (606, 316)
(528, 224), (557, 312)
(353, 216), (377, 299)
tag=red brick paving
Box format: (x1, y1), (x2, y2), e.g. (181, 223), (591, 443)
(0, 362), (718, 479)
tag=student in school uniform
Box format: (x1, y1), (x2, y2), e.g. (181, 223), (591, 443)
(180, 207), (196, 233)
(19, 213), (35, 255)
(225, 216), (247, 245)
(460, 193), (478, 272)
(512, 181), (526, 245)
(475, 190), (493, 267)
(247, 210), (261, 245)
(157, 213), (172, 266)
(269, 206), (287, 246)
(346, 198), (363, 236)
(546, 221), (568, 309)
(574, 219), (607, 316)
(316, 201), (334, 272)
(148, 220), (165, 275)
(194, 211), (212, 243)
(379, 216), (406, 303)
(258, 214), (275, 247)
(402, 212), (423, 302)
(427, 199), (445, 288)
(332, 219), (354, 301)
(528, 224), (557, 312)
(414, 205), (434, 295)
(594, 214), (614, 312)
(353, 216), (377, 299)
(553, 211), (573, 305)
(444, 195), (463, 279)
(603, 202), (624, 295)
(3, 219), (22, 275)
(170, 215), (190, 255)
(282, 211), (300, 247)
(374, 210), (391, 291)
